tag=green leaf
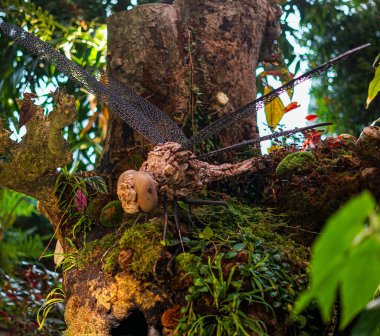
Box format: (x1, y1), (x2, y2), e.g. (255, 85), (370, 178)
(231, 280), (243, 288)
(194, 278), (205, 287)
(340, 237), (380, 329)
(199, 226), (214, 239)
(312, 191), (375, 290)
(84, 176), (108, 194)
(294, 280), (335, 315)
(197, 286), (209, 293)
(232, 243), (245, 251)
(295, 191), (376, 320)
(225, 251), (238, 259)
(366, 66), (380, 108)
(351, 298), (380, 336)
(0, 189), (35, 229)
(315, 270), (342, 322)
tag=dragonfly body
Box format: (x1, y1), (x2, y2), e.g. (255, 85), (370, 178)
(0, 19), (371, 216)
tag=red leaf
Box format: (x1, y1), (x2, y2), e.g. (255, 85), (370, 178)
(284, 102), (300, 113)
(35, 293), (43, 301)
(0, 310), (10, 319)
(305, 114), (318, 121)
(17, 93), (38, 128)
(302, 129), (323, 150)
(75, 189), (87, 213)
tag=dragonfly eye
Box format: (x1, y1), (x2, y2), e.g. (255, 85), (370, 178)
(117, 170), (158, 214)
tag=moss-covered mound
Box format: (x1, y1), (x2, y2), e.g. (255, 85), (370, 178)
(276, 151), (316, 178)
(72, 201), (317, 335)
(264, 138), (362, 244)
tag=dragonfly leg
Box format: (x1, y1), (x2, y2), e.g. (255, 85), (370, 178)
(166, 247), (180, 275)
(173, 196), (185, 253)
(182, 197), (228, 207)
(131, 212), (144, 228)
(162, 195), (169, 243)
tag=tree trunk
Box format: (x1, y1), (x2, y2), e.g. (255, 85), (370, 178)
(62, 1), (281, 335)
(99, 0), (279, 189)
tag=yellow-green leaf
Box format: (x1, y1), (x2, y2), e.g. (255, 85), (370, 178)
(366, 66), (380, 108)
(264, 85), (285, 130)
(280, 68), (294, 99)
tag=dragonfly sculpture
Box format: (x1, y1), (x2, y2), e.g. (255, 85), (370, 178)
(0, 20), (370, 244)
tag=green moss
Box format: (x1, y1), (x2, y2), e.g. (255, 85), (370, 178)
(99, 200), (124, 227)
(275, 151), (316, 178)
(102, 247), (121, 273)
(77, 233), (116, 269)
(76, 239), (100, 269)
(118, 220), (163, 278)
(175, 252), (200, 275)
(190, 201), (309, 269)
(75, 220), (163, 276)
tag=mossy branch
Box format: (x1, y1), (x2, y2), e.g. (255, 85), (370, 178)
(0, 88), (77, 201)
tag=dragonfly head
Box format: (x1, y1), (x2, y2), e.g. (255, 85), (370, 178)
(117, 170), (158, 214)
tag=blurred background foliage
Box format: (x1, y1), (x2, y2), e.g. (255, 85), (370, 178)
(0, 0), (378, 333)
(282, 0), (379, 135)
(0, 187), (64, 334)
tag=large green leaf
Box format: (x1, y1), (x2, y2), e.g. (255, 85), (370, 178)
(295, 191), (376, 321)
(312, 191), (375, 287)
(340, 237), (380, 328)
(351, 298), (380, 336)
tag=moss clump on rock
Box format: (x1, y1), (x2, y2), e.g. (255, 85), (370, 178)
(100, 220), (163, 278)
(275, 151), (316, 178)
(99, 200), (124, 227)
(176, 252), (199, 275)
(119, 220), (162, 278)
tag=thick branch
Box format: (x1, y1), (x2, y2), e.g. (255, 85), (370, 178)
(0, 89), (76, 201)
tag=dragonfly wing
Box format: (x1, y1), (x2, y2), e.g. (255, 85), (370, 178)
(86, 67), (188, 145)
(195, 122), (333, 159)
(187, 44), (371, 147)
(0, 21), (167, 145)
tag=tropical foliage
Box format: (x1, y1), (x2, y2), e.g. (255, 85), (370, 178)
(295, 191), (380, 335)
